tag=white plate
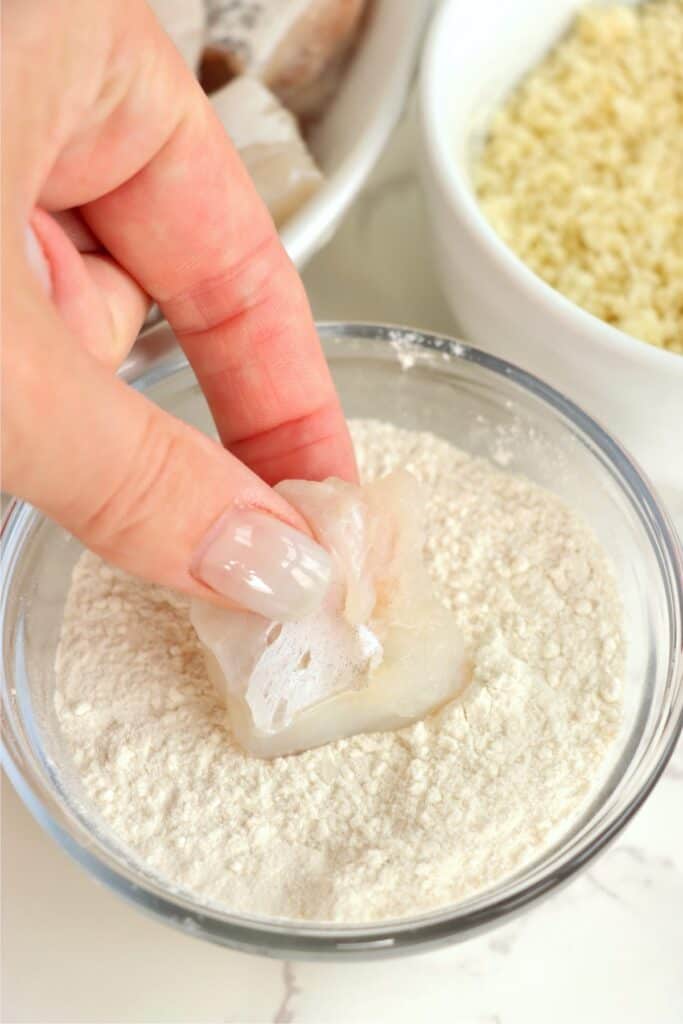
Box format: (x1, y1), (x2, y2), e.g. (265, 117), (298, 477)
(282, 0), (433, 268)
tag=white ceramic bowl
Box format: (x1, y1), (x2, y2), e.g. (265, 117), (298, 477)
(142, 1), (431, 332)
(281, 0), (433, 268)
(418, 0), (683, 506)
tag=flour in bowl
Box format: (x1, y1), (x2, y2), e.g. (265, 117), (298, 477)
(55, 421), (625, 922)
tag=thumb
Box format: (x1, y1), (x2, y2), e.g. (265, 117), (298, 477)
(3, 281), (332, 621)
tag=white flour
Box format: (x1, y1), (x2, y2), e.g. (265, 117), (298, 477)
(55, 421), (625, 922)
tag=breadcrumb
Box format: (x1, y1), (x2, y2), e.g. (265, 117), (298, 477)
(476, 2), (683, 354)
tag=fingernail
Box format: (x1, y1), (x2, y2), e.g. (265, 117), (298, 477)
(25, 223), (52, 295)
(192, 508), (332, 620)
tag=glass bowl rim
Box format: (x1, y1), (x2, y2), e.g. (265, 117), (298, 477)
(2, 321), (682, 959)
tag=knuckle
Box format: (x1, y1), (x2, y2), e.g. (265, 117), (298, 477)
(166, 231), (289, 337)
(80, 413), (185, 556)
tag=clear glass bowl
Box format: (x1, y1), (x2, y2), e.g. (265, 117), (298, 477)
(2, 323), (682, 959)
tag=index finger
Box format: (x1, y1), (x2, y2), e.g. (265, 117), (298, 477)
(76, 5), (357, 485)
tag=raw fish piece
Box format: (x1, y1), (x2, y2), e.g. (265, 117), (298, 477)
(202, 0), (367, 117)
(210, 77), (323, 225)
(191, 472), (469, 758)
(149, 0), (206, 71)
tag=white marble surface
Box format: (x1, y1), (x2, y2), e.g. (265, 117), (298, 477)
(3, 102), (683, 1024)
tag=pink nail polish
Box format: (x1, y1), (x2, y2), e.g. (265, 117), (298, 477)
(193, 508), (331, 621)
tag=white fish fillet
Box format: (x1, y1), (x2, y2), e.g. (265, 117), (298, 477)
(204, 0), (367, 117)
(210, 77), (323, 225)
(191, 472), (469, 758)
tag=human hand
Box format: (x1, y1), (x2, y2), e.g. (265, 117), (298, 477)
(2, 0), (357, 620)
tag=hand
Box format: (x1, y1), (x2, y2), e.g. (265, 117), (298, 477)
(2, 0), (357, 620)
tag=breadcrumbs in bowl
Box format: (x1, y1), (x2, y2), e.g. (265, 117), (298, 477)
(475, 1), (683, 355)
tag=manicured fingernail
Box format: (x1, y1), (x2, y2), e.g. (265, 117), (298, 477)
(193, 508), (331, 620)
(25, 223), (52, 295)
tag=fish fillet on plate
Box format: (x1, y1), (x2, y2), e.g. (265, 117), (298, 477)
(191, 471), (469, 758)
(210, 77), (323, 225)
(203, 0), (367, 117)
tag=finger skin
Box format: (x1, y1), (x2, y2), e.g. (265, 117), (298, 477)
(5, 0), (357, 485)
(2, 0), (357, 602)
(1, 264), (313, 604)
(30, 209), (149, 368)
(82, 65), (357, 485)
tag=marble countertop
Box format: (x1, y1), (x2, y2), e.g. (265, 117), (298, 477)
(3, 102), (682, 1024)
